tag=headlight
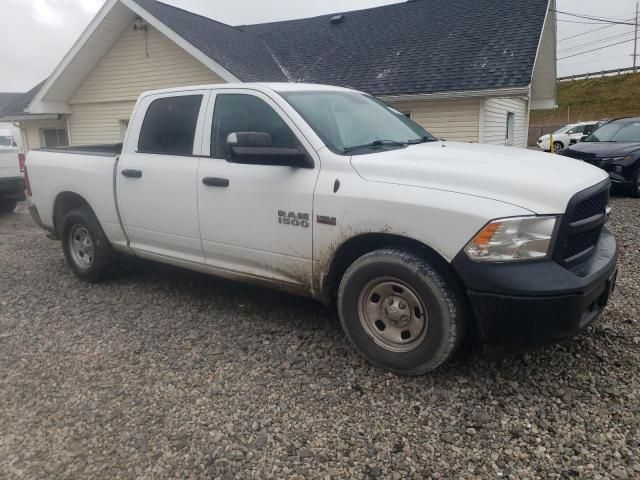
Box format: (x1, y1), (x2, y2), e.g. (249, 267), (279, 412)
(603, 156), (635, 167)
(464, 216), (558, 262)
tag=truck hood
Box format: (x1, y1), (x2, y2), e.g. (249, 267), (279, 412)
(563, 141), (640, 159)
(350, 141), (608, 214)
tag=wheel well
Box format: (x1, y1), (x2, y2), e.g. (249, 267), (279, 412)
(324, 233), (461, 303)
(52, 192), (91, 237)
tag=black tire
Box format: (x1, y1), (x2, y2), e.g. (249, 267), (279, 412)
(630, 166), (640, 198)
(0, 199), (17, 214)
(552, 141), (564, 153)
(337, 249), (466, 375)
(61, 205), (117, 282)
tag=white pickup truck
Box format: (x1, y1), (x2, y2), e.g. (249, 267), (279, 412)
(26, 83), (618, 374)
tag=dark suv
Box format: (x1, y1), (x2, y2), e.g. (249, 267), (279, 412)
(560, 117), (640, 197)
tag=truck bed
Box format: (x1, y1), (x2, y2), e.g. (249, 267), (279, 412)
(27, 145), (127, 247)
(35, 144), (123, 157)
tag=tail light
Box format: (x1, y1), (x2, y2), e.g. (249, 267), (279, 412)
(24, 164), (32, 197)
(18, 153), (26, 173)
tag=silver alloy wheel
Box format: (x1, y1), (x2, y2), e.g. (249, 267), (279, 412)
(357, 277), (429, 353)
(69, 225), (94, 269)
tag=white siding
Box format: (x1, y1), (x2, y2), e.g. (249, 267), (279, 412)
(68, 24), (223, 145)
(388, 99), (481, 143)
(482, 97), (529, 148)
(69, 102), (135, 145)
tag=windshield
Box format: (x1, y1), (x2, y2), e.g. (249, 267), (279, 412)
(280, 91), (436, 154)
(554, 125), (574, 135)
(586, 121), (640, 142)
(0, 136), (13, 147)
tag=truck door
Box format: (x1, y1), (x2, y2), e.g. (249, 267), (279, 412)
(117, 90), (209, 264)
(197, 90), (320, 290)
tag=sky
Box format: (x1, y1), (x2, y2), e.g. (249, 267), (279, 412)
(0, 0), (638, 92)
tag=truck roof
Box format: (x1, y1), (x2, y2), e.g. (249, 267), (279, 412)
(139, 82), (356, 98)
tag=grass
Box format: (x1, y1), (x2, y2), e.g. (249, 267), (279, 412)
(531, 72), (640, 126)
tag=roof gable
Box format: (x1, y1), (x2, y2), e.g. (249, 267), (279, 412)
(131, 0), (288, 82)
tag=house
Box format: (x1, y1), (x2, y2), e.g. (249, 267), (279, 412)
(0, 0), (556, 151)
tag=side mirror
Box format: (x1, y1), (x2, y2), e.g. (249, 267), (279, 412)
(226, 132), (313, 168)
(579, 135), (589, 142)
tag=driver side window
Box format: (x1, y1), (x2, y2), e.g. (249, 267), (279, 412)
(211, 94), (298, 159)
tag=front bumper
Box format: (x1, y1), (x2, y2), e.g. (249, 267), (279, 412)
(537, 139), (549, 151)
(0, 176), (26, 201)
(452, 229), (618, 345)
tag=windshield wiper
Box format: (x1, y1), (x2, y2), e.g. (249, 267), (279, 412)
(407, 136), (437, 145)
(342, 139), (408, 153)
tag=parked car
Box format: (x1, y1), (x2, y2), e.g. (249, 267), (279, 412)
(25, 83), (618, 374)
(0, 147), (25, 213)
(537, 121), (602, 152)
(560, 116), (640, 197)
(0, 128), (19, 150)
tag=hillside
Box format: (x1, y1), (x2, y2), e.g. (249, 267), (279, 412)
(530, 72), (640, 126)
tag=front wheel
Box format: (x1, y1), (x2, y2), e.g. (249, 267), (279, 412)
(62, 205), (118, 282)
(0, 199), (17, 214)
(630, 167), (640, 198)
(552, 141), (564, 153)
(337, 249), (466, 375)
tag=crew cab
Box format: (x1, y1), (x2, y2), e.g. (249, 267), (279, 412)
(26, 83), (618, 374)
(0, 146), (25, 213)
(560, 116), (640, 197)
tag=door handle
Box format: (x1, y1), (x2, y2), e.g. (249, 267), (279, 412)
(202, 177), (229, 187)
(121, 169), (142, 179)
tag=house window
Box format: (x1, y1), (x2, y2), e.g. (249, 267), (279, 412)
(505, 112), (515, 145)
(40, 129), (69, 148)
(120, 120), (130, 142)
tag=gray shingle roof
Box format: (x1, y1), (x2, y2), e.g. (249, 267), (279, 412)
(0, 81), (47, 119)
(0, 93), (23, 112)
(242, 0), (550, 96)
(134, 0), (550, 96)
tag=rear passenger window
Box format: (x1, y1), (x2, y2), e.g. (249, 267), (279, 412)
(138, 95), (203, 156)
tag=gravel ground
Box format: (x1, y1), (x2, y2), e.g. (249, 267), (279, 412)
(0, 199), (639, 479)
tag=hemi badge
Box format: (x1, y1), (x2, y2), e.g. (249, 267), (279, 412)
(317, 215), (337, 226)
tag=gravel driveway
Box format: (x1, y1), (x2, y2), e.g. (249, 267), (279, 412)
(1, 199), (639, 479)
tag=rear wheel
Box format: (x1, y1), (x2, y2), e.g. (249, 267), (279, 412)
(0, 199), (17, 214)
(337, 249), (466, 375)
(552, 141), (564, 153)
(62, 205), (118, 282)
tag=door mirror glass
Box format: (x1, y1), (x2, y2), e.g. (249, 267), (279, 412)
(227, 132), (273, 148)
(226, 131), (312, 168)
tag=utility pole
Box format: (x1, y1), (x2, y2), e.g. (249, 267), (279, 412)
(635, 2), (639, 72)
